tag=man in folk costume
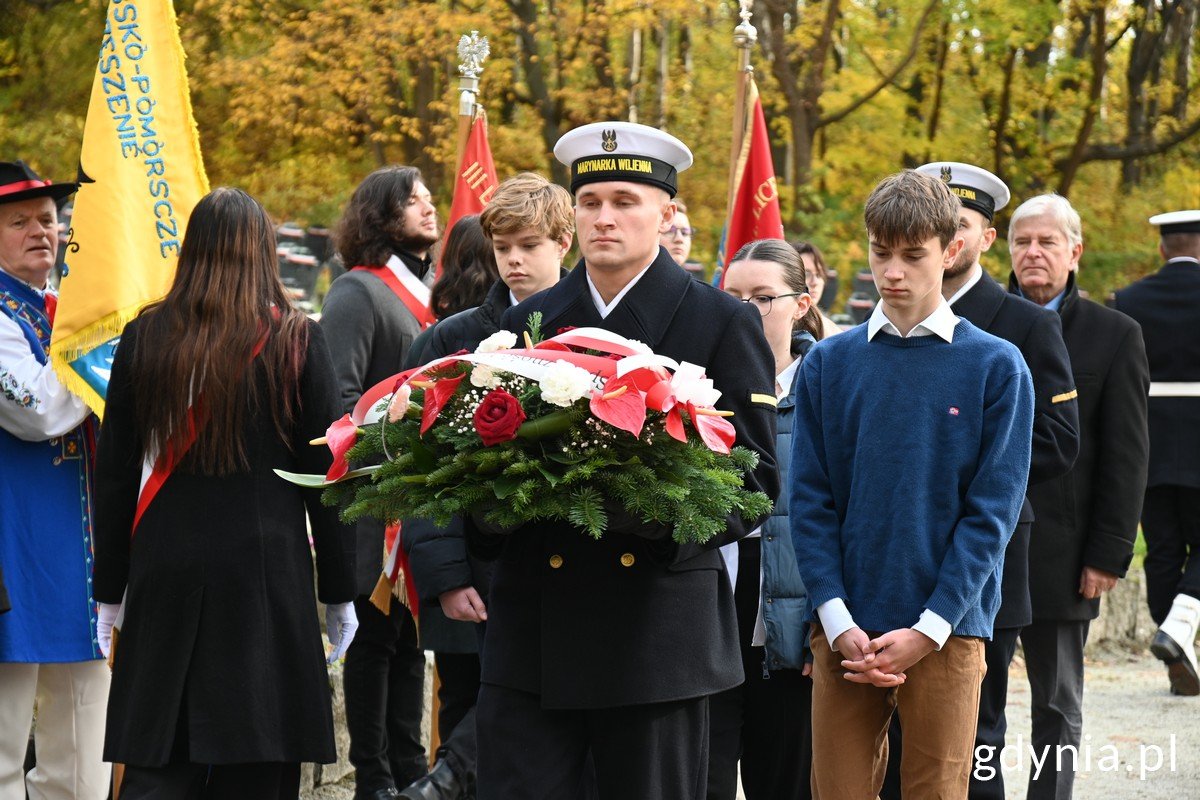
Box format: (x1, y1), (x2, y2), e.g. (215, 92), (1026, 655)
(0, 161), (110, 800)
(467, 122), (779, 799)
(321, 166), (438, 800)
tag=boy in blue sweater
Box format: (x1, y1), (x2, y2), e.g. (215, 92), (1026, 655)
(790, 170), (1034, 799)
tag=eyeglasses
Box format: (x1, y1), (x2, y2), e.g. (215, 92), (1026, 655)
(735, 293), (804, 317)
(664, 226), (695, 238)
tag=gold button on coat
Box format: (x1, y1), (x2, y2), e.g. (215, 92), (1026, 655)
(620, 553), (635, 567)
(549, 555), (564, 569)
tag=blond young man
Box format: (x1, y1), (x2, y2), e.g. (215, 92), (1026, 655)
(789, 171), (1034, 798)
(396, 172), (574, 800)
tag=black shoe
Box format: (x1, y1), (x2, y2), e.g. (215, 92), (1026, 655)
(398, 760), (467, 800)
(355, 789), (401, 800)
(1150, 630), (1200, 696)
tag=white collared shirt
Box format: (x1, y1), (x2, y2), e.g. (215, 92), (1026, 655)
(586, 262), (654, 319)
(866, 297), (959, 343)
(946, 264), (985, 307)
(820, 298), (958, 651)
(776, 357), (801, 400)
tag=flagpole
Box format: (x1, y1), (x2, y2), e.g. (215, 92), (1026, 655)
(725, 3), (757, 238)
(455, 31), (490, 169)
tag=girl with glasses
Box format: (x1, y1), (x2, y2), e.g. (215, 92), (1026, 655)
(708, 238), (823, 800)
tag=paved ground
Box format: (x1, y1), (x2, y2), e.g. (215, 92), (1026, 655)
(998, 645), (1200, 799)
(304, 646), (1199, 799)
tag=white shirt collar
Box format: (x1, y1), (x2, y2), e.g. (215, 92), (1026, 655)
(586, 261), (654, 319)
(946, 263), (984, 307)
(1166, 256), (1200, 266)
(776, 357), (801, 400)
(509, 290), (519, 307)
(867, 298), (959, 342)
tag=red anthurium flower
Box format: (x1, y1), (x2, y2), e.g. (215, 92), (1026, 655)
(664, 406), (688, 443)
(325, 413), (359, 481)
(420, 374), (466, 435)
(689, 403), (736, 455)
(590, 375), (647, 438)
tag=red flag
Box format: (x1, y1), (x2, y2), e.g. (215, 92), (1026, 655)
(439, 111), (499, 280)
(722, 78), (784, 285)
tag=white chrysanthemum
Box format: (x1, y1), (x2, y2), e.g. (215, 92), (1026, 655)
(626, 338), (652, 355)
(476, 330), (518, 353)
(670, 361), (721, 407)
(470, 364), (503, 389)
(538, 361), (596, 407)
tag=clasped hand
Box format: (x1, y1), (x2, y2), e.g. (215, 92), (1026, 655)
(834, 627), (936, 687)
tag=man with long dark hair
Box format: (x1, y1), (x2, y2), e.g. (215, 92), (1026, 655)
(321, 166), (439, 800)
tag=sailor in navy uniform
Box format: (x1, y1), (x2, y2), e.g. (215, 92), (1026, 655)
(467, 122), (779, 800)
(1112, 209), (1200, 696)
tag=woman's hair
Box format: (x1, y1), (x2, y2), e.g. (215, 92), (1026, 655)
(334, 165), (423, 267)
(429, 215), (499, 319)
(130, 187), (310, 475)
(790, 239), (827, 277)
(730, 238), (823, 341)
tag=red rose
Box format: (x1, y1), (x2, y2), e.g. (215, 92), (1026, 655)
(472, 389), (527, 446)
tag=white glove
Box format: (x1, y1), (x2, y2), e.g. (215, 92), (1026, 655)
(325, 602), (359, 664)
(97, 602), (121, 659)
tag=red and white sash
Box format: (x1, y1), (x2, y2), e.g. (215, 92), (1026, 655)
(351, 255), (436, 330)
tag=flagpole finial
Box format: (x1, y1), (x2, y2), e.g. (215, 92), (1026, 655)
(457, 31), (490, 117)
(734, 2), (757, 74)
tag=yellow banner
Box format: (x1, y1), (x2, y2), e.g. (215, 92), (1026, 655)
(50, 0), (208, 417)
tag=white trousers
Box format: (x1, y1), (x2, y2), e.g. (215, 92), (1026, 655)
(0, 661), (111, 800)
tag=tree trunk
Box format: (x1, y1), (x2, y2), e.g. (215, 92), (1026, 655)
(508, 0), (567, 183)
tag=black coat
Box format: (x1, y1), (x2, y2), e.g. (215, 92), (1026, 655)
(1112, 258), (1200, 489)
(321, 249), (433, 593)
(467, 249), (779, 709)
(93, 319), (357, 765)
(950, 272), (1080, 628)
(398, 278), (514, 653)
(1008, 273), (1149, 621)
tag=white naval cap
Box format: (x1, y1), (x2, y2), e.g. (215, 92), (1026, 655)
(914, 161), (1011, 221)
(1149, 210), (1200, 235)
(554, 121), (693, 197)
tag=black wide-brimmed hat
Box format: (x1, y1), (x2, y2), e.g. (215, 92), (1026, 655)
(0, 160), (78, 205)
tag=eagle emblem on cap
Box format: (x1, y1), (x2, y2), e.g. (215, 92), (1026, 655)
(940, 166), (953, 183)
(601, 129), (617, 152)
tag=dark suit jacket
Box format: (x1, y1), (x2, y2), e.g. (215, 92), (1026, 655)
(1112, 258), (1200, 489)
(320, 250), (433, 594)
(467, 248), (779, 708)
(951, 271), (1079, 628)
(1009, 273), (1149, 621)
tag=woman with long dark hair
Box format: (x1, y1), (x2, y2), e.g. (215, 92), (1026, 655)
(708, 238), (823, 800)
(92, 187), (358, 798)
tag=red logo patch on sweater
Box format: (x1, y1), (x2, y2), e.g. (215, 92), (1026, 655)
(948, 406), (960, 416)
